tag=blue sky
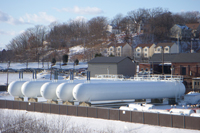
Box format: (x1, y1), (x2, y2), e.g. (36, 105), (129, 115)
(0, 0), (200, 49)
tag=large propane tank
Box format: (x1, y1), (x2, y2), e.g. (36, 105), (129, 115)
(8, 81), (27, 97)
(56, 82), (80, 101)
(40, 82), (66, 100)
(73, 81), (186, 102)
(21, 81), (49, 98)
(169, 108), (194, 116)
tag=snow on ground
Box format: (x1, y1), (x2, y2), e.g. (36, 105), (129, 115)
(69, 45), (85, 55)
(0, 109), (199, 133)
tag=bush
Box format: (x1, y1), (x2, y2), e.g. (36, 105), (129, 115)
(51, 58), (56, 66)
(62, 54), (68, 65)
(95, 53), (102, 57)
(74, 59), (79, 65)
(109, 53), (115, 57)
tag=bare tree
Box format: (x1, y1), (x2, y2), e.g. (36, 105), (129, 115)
(87, 16), (108, 46)
(111, 13), (124, 34)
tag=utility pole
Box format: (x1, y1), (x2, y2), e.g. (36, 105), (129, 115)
(177, 33), (179, 53)
(6, 61), (10, 90)
(162, 47), (164, 75)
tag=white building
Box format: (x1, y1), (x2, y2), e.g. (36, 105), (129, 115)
(135, 43), (156, 59)
(106, 42), (132, 58)
(154, 43), (179, 54)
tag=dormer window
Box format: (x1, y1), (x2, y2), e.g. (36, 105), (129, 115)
(137, 48), (140, 51)
(157, 48), (160, 51)
(144, 48), (147, 51)
(110, 48), (113, 51)
(165, 48), (169, 51)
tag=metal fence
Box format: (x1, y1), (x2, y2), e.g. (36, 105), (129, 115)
(0, 100), (199, 130)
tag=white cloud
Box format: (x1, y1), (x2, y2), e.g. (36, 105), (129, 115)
(55, 6), (104, 15)
(22, 12), (57, 24)
(0, 11), (57, 25)
(74, 16), (87, 21)
(0, 10), (30, 25)
(0, 30), (16, 35)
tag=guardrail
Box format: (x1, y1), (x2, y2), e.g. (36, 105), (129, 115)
(0, 100), (199, 130)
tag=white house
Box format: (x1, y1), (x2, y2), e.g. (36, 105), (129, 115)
(170, 24), (191, 40)
(154, 43), (179, 54)
(135, 43), (156, 59)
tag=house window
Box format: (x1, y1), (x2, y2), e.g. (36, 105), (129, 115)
(137, 53), (140, 56)
(157, 48), (160, 51)
(144, 53), (147, 57)
(110, 48), (113, 51)
(118, 48), (120, 51)
(146, 68), (148, 71)
(165, 48), (168, 51)
(137, 49), (140, 51)
(144, 49), (147, 51)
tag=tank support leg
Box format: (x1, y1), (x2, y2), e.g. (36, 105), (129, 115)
(28, 98), (38, 102)
(14, 97), (24, 101)
(63, 101), (74, 105)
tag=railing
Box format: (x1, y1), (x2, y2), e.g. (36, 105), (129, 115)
(95, 74), (124, 79)
(133, 74), (183, 82)
(94, 74), (183, 82)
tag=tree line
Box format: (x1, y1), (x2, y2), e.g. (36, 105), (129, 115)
(3, 7), (200, 63)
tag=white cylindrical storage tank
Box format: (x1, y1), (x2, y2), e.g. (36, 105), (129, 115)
(56, 82), (80, 101)
(190, 113), (200, 117)
(21, 81), (49, 98)
(8, 81), (27, 97)
(73, 81), (185, 102)
(170, 108), (194, 116)
(40, 82), (64, 100)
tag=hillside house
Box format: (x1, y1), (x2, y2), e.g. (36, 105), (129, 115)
(134, 43), (155, 59)
(186, 23), (200, 39)
(154, 43), (179, 54)
(88, 57), (136, 77)
(106, 42), (132, 58)
(170, 24), (192, 40)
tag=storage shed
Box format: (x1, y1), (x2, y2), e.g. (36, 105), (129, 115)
(88, 57), (136, 77)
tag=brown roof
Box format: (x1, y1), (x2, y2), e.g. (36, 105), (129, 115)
(107, 42), (128, 48)
(136, 43), (154, 48)
(155, 43), (175, 48)
(186, 23), (200, 30)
